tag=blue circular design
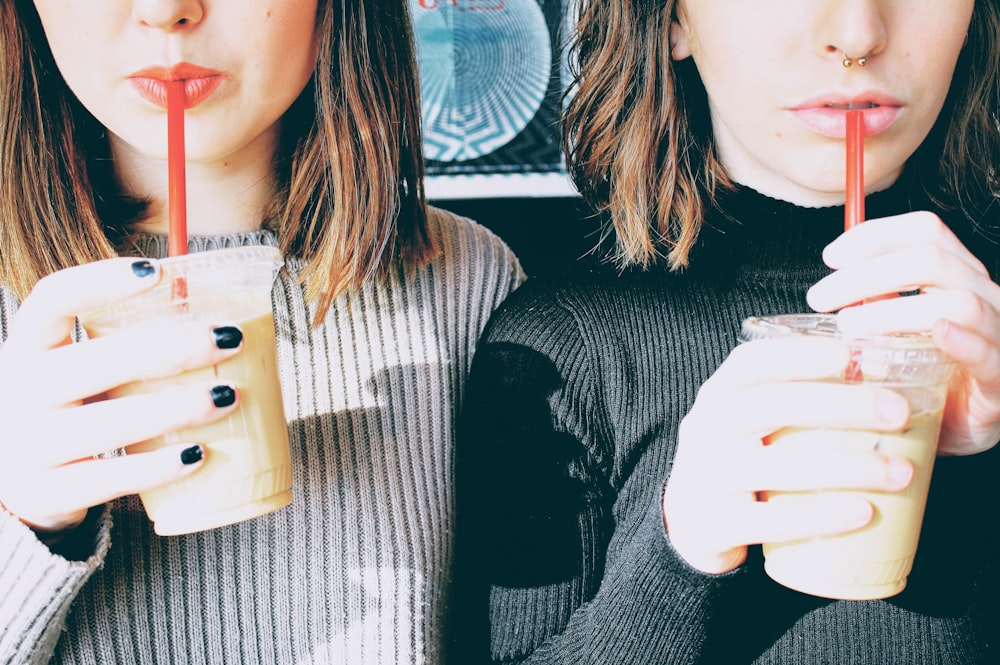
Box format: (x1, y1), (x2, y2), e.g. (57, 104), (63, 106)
(410, 0), (552, 163)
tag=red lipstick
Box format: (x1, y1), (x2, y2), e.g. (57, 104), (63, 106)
(129, 63), (224, 110)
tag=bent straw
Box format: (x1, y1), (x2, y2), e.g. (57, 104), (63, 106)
(166, 80), (188, 302)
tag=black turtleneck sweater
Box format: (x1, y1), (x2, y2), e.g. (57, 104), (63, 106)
(450, 180), (1000, 664)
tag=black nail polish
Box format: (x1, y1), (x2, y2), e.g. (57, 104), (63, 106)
(212, 326), (243, 350)
(210, 385), (236, 408)
(180, 445), (204, 465)
(131, 260), (156, 278)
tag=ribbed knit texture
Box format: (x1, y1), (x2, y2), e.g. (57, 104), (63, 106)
(0, 208), (524, 664)
(452, 180), (1000, 664)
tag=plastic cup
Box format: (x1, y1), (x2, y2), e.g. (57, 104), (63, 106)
(82, 246), (291, 536)
(740, 313), (955, 600)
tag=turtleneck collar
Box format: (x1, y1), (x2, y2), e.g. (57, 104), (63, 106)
(685, 173), (931, 277)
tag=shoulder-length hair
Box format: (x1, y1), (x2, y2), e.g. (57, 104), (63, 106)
(0, 0), (436, 320)
(564, 0), (1000, 270)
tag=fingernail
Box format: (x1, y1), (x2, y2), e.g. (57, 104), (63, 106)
(212, 326), (243, 350)
(180, 445), (204, 465)
(131, 260), (157, 278)
(887, 458), (913, 488)
(846, 499), (874, 527)
(210, 385), (236, 408)
(876, 392), (908, 425)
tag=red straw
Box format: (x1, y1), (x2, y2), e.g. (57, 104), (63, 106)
(845, 110), (864, 231)
(167, 81), (188, 257)
(166, 81), (188, 302)
(844, 110), (865, 381)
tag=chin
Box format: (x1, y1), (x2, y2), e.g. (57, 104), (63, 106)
(738, 174), (848, 208)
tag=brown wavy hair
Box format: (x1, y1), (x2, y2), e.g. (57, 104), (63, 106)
(0, 0), (436, 320)
(564, 0), (1000, 270)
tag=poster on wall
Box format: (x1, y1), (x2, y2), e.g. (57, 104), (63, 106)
(409, 0), (577, 199)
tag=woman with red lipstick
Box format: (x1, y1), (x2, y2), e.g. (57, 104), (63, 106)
(451, 0), (1000, 663)
(0, 1), (522, 663)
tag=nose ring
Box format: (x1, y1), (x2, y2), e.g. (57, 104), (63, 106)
(842, 52), (868, 68)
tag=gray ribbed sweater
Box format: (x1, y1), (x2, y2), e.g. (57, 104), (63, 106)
(0, 208), (524, 664)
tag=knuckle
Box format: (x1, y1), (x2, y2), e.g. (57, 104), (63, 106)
(910, 244), (950, 278)
(913, 210), (950, 241)
(25, 270), (64, 304)
(948, 289), (989, 327)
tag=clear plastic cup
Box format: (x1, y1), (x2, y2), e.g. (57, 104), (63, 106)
(740, 313), (955, 599)
(83, 246), (291, 536)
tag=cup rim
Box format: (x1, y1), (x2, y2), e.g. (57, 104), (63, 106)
(740, 313), (945, 352)
(155, 245), (283, 278)
(81, 245), (283, 329)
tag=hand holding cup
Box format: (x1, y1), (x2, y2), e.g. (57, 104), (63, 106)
(663, 331), (917, 579)
(808, 211), (1000, 456)
(0, 257), (242, 535)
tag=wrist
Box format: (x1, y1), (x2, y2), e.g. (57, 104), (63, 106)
(0, 497), (87, 547)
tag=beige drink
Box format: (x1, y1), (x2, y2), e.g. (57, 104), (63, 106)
(114, 310), (291, 535)
(740, 314), (955, 600)
(84, 246), (291, 536)
(762, 407), (944, 600)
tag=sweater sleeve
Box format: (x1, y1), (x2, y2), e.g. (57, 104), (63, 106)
(0, 288), (113, 665)
(450, 283), (737, 665)
(0, 508), (111, 665)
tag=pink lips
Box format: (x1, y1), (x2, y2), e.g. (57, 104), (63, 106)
(789, 93), (902, 138)
(129, 63), (224, 110)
